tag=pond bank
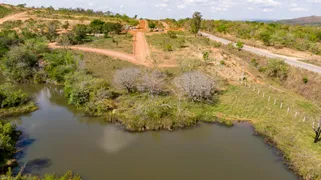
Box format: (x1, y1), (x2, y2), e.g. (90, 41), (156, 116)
(12, 84), (297, 180)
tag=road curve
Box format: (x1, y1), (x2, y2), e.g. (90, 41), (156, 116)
(200, 31), (321, 74)
(48, 43), (149, 66)
(0, 11), (28, 24)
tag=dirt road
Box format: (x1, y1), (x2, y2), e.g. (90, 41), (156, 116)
(0, 11), (28, 24)
(48, 43), (149, 66)
(134, 32), (150, 64)
(200, 31), (321, 74)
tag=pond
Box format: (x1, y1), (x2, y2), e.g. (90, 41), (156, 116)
(7, 84), (297, 180)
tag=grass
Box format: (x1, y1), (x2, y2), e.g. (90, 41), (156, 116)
(79, 51), (141, 82)
(0, 101), (38, 118)
(146, 32), (221, 66)
(80, 34), (133, 54)
(214, 84), (321, 179)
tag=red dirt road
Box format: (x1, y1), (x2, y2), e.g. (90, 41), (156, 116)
(0, 11), (28, 24)
(48, 43), (149, 66)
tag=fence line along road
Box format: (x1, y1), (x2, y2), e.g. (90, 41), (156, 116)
(199, 31), (321, 75)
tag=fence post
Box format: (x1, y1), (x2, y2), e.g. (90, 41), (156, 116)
(263, 92), (265, 98)
(268, 96), (271, 102)
(274, 99), (276, 105)
(287, 107), (290, 113)
(303, 117), (306, 122)
(257, 89), (260, 95)
(280, 103), (283, 109)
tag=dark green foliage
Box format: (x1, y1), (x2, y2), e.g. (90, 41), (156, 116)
(64, 71), (117, 115)
(201, 20), (321, 54)
(0, 84), (29, 109)
(1, 46), (37, 82)
(265, 59), (289, 81)
(148, 21), (156, 29)
(102, 22), (123, 37)
(42, 51), (80, 83)
(236, 41), (244, 51)
(303, 77), (308, 84)
(90, 19), (105, 34)
(0, 30), (20, 57)
(0, 37), (49, 83)
(0, 122), (19, 168)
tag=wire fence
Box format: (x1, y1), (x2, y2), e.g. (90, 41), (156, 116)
(238, 79), (319, 125)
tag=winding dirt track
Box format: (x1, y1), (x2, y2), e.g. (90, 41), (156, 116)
(0, 11), (28, 24)
(48, 43), (149, 66)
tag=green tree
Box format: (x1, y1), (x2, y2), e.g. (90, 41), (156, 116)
(190, 12), (202, 35)
(1, 46), (37, 82)
(62, 21), (70, 30)
(90, 19), (105, 34)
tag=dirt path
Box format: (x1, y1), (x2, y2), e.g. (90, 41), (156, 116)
(48, 43), (149, 66)
(200, 31), (321, 75)
(0, 11), (28, 24)
(134, 32), (150, 64)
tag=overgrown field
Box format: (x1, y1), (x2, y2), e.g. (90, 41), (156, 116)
(81, 51), (139, 81)
(201, 20), (321, 55)
(80, 34), (133, 54)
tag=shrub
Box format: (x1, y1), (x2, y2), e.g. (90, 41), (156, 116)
(0, 122), (18, 166)
(0, 84), (29, 108)
(265, 59), (289, 81)
(1, 46), (37, 82)
(236, 41), (244, 51)
(251, 58), (258, 67)
(114, 68), (141, 93)
(303, 77), (308, 84)
(165, 44), (173, 51)
(64, 71), (116, 115)
(175, 71), (216, 103)
(139, 70), (167, 95)
(167, 31), (177, 39)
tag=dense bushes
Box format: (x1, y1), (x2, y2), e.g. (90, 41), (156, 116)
(265, 59), (289, 81)
(201, 20), (321, 54)
(0, 84), (29, 109)
(0, 122), (18, 168)
(0, 30), (20, 57)
(1, 46), (37, 83)
(42, 51), (80, 83)
(64, 71), (117, 116)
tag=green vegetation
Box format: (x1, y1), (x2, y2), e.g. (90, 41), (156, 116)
(0, 122), (19, 169)
(190, 12), (202, 34)
(201, 20), (321, 54)
(0, 84), (37, 118)
(1, 170), (81, 180)
(30, 6), (138, 26)
(0, 5), (21, 18)
(64, 71), (118, 116)
(81, 51), (138, 81)
(80, 34), (133, 54)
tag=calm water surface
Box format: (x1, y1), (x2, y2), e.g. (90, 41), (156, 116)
(6, 83), (297, 180)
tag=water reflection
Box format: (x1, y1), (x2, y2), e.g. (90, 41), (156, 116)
(98, 126), (137, 153)
(7, 83), (297, 180)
